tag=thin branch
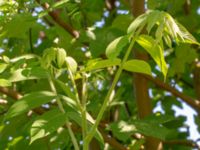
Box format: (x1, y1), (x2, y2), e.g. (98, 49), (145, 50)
(29, 28), (34, 53)
(35, 0), (79, 38)
(0, 86), (22, 100)
(71, 124), (128, 150)
(2, 86), (198, 150)
(142, 75), (200, 113)
(105, 0), (116, 11)
(164, 139), (200, 149)
(0, 86), (46, 114)
(99, 128), (128, 150)
(0, 99), (7, 105)
(132, 133), (199, 149)
(183, 0), (191, 15)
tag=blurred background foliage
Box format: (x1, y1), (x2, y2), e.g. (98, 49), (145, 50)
(0, 0), (200, 150)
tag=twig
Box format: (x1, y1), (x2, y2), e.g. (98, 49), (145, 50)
(48, 77), (80, 150)
(0, 99), (7, 105)
(35, 0), (79, 38)
(84, 37), (137, 149)
(0, 86), (22, 100)
(142, 75), (200, 113)
(29, 28), (34, 53)
(164, 139), (200, 149)
(0, 86), (46, 114)
(132, 133), (200, 149)
(99, 128), (128, 150)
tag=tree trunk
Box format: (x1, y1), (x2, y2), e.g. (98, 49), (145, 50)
(130, 0), (163, 149)
(193, 61), (200, 100)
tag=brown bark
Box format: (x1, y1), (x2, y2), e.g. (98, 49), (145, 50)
(89, 138), (101, 150)
(130, 0), (163, 149)
(35, 0), (79, 38)
(105, 0), (116, 11)
(0, 86), (47, 115)
(142, 74), (200, 113)
(193, 61), (200, 100)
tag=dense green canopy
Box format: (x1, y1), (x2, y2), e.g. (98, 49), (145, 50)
(0, 0), (200, 150)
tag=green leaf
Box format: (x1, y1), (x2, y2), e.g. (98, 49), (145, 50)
(0, 13), (36, 39)
(52, 0), (70, 9)
(109, 120), (171, 141)
(146, 10), (162, 33)
(5, 91), (56, 119)
(7, 67), (49, 82)
(170, 44), (198, 75)
(41, 47), (67, 69)
(56, 80), (76, 100)
(86, 29), (96, 40)
(67, 111), (104, 144)
(41, 48), (56, 69)
(60, 95), (77, 110)
(136, 35), (168, 78)
(65, 56), (77, 73)
(123, 59), (152, 75)
(105, 35), (129, 59)
(0, 78), (11, 86)
(155, 21), (164, 41)
(56, 48), (67, 68)
(165, 14), (179, 39)
(10, 54), (40, 63)
(0, 63), (8, 73)
(176, 22), (199, 45)
(108, 121), (132, 142)
(133, 120), (171, 140)
(127, 13), (147, 35)
(141, 114), (176, 124)
(83, 58), (121, 72)
(163, 34), (172, 48)
(30, 108), (68, 143)
(60, 95), (103, 144)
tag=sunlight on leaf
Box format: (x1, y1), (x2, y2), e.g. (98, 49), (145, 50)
(83, 58), (121, 72)
(0, 78), (11, 86)
(5, 91), (56, 119)
(0, 63), (8, 73)
(6, 67), (49, 82)
(30, 108), (68, 144)
(127, 13), (147, 35)
(105, 35), (129, 58)
(136, 35), (168, 78)
(67, 111), (104, 144)
(123, 59), (152, 75)
(65, 56), (77, 73)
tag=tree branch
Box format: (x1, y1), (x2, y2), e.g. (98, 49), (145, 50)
(0, 86), (46, 114)
(0, 87), (127, 150)
(99, 128), (128, 150)
(35, 0), (79, 38)
(132, 133), (200, 149)
(164, 139), (200, 149)
(142, 75), (200, 113)
(0, 98), (7, 105)
(0, 86), (22, 100)
(131, 0), (163, 149)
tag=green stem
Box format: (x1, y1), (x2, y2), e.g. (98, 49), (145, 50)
(48, 77), (80, 150)
(82, 74), (88, 141)
(66, 64), (88, 144)
(83, 37), (136, 149)
(66, 65), (83, 111)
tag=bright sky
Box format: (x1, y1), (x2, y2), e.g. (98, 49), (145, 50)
(154, 101), (200, 145)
